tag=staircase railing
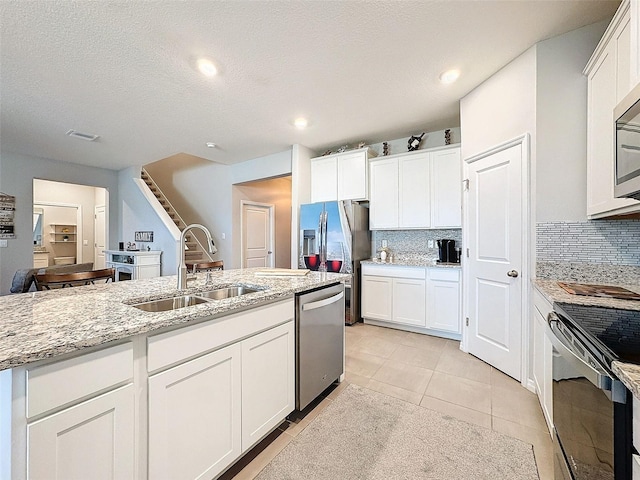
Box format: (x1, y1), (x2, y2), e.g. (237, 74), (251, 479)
(137, 168), (214, 262)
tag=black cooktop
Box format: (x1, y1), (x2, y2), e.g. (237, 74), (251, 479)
(554, 302), (640, 366)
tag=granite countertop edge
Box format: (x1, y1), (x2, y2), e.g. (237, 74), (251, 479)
(0, 268), (348, 371)
(534, 278), (640, 400)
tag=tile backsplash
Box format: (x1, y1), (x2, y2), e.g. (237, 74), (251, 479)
(537, 220), (640, 265)
(371, 229), (462, 257)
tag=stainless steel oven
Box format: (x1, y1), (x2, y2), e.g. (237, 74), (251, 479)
(548, 303), (635, 480)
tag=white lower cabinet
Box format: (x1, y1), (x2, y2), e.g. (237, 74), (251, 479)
(28, 384), (135, 480)
(362, 264), (461, 338)
(532, 288), (553, 433)
(241, 322), (295, 451)
(148, 343), (242, 480)
(426, 268), (460, 333)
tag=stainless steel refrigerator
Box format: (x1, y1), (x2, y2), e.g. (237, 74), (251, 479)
(299, 200), (371, 325)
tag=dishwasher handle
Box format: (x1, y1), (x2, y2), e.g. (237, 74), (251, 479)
(301, 291), (344, 312)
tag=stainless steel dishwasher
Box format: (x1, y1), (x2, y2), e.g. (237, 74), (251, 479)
(295, 283), (345, 410)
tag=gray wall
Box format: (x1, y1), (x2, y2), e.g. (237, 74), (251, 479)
(0, 151), (119, 295)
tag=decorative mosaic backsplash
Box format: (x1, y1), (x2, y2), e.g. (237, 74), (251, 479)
(371, 229), (462, 256)
(537, 221), (640, 265)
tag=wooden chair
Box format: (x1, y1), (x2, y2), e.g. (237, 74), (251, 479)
(34, 268), (116, 290)
(189, 260), (224, 273)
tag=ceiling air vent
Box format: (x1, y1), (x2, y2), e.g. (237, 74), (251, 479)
(66, 129), (100, 141)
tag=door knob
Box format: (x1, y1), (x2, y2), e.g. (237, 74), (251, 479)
(507, 270), (519, 278)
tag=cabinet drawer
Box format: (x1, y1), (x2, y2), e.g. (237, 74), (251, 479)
(362, 264), (425, 279)
(148, 298), (294, 373)
(533, 287), (553, 319)
(428, 267), (459, 282)
(26, 342), (133, 418)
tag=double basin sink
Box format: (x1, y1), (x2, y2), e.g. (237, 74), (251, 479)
(131, 285), (260, 312)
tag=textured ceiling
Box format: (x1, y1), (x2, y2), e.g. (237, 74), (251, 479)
(0, 0), (619, 170)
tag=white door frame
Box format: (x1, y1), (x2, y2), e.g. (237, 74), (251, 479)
(94, 204), (107, 269)
(461, 133), (532, 390)
(240, 200), (275, 269)
(33, 201), (84, 264)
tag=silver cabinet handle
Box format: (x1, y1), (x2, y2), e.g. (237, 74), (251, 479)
(507, 270), (519, 278)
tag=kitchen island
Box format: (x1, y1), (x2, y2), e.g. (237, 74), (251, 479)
(0, 268), (346, 480)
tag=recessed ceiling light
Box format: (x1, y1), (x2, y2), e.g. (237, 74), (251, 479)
(197, 58), (218, 77)
(439, 69), (460, 84)
(206, 142), (217, 148)
(66, 129), (100, 141)
(294, 117), (308, 129)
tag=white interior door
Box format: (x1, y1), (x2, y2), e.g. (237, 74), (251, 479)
(94, 205), (106, 269)
(242, 202), (274, 268)
(464, 138), (527, 381)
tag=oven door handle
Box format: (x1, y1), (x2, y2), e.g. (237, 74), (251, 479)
(546, 312), (613, 393)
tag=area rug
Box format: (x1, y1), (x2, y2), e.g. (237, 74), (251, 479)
(256, 384), (539, 480)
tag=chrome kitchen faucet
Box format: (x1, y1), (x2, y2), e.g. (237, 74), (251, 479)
(177, 224), (215, 290)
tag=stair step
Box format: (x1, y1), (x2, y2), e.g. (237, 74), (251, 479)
(184, 251), (204, 259)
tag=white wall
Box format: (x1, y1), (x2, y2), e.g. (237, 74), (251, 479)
(231, 149), (292, 184)
(0, 151), (119, 295)
(535, 21), (608, 222)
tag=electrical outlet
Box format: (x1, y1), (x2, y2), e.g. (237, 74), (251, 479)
(83, 239), (89, 246)
(0, 239), (7, 248)
(428, 240), (434, 248)
(221, 233), (226, 240)
(382, 240), (388, 248)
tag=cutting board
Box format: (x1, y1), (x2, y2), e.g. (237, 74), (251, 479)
(254, 269), (310, 277)
(557, 282), (640, 300)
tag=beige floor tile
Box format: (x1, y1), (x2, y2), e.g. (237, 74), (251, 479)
(389, 343), (443, 370)
(492, 416), (552, 452)
(397, 331), (450, 350)
(444, 339), (463, 351)
(420, 395), (492, 429)
(371, 360), (433, 394)
(344, 370), (372, 387)
(533, 439), (554, 480)
(345, 350), (385, 377)
(424, 371), (492, 414)
(366, 379), (423, 405)
(490, 367), (523, 391)
(491, 385), (547, 432)
(435, 348), (491, 384)
(350, 334), (399, 358)
(218, 428), (292, 480)
(324, 380), (350, 400)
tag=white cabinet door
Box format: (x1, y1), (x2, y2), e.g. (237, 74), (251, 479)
(431, 148), (462, 228)
(310, 156), (338, 203)
(426, 270), (460, 333)
(148, 343), (242, 480)
(399, 152), (430, 228)
(28, 384), (135, 480)
(241, 321), (294, 452)
(532, 290), (553, 432)
(369, 158), (399, 229)
(362, 275), (393, 321)
(586, 7), (640, 218)
(337, 151), (368, 200)
(392, 278), (426, 326)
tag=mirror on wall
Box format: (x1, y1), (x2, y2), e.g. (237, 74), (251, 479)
(33, 207), (43, 247)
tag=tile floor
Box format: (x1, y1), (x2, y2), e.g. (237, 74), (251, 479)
(221, 322), (553, 480)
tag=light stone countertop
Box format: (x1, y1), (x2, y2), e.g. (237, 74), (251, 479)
(0, 268), (347, 371)
(534, 278), (640, 399)
(362, 257), (462, 269)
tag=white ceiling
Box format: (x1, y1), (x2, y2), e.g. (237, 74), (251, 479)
(0, 0), (619, 171)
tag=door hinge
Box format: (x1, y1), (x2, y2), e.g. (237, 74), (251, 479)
(466, 248), (469, 258)
(463, 179), (470, 191)
(465, 317), (469, 327)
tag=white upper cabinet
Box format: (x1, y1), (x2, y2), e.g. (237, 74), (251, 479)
(310, 148), (376, 202)
(585, 0), (640, 218)
(399, 152), (431, 228)
(431, 148), (462, 228)
(370, 146), (461, 230)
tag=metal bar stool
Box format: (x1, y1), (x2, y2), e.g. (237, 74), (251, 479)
(34, 268), (116, 290)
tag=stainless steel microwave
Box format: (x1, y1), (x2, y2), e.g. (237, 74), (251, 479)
(614, 82), (640, 200)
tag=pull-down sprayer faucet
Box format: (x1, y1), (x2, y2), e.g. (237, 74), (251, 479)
(177, 224), (215, 290)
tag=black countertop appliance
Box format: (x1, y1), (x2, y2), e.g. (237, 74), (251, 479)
(437, 239), (458, 263)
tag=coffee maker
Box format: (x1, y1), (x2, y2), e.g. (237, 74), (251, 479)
(437, 239), (458, 263)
